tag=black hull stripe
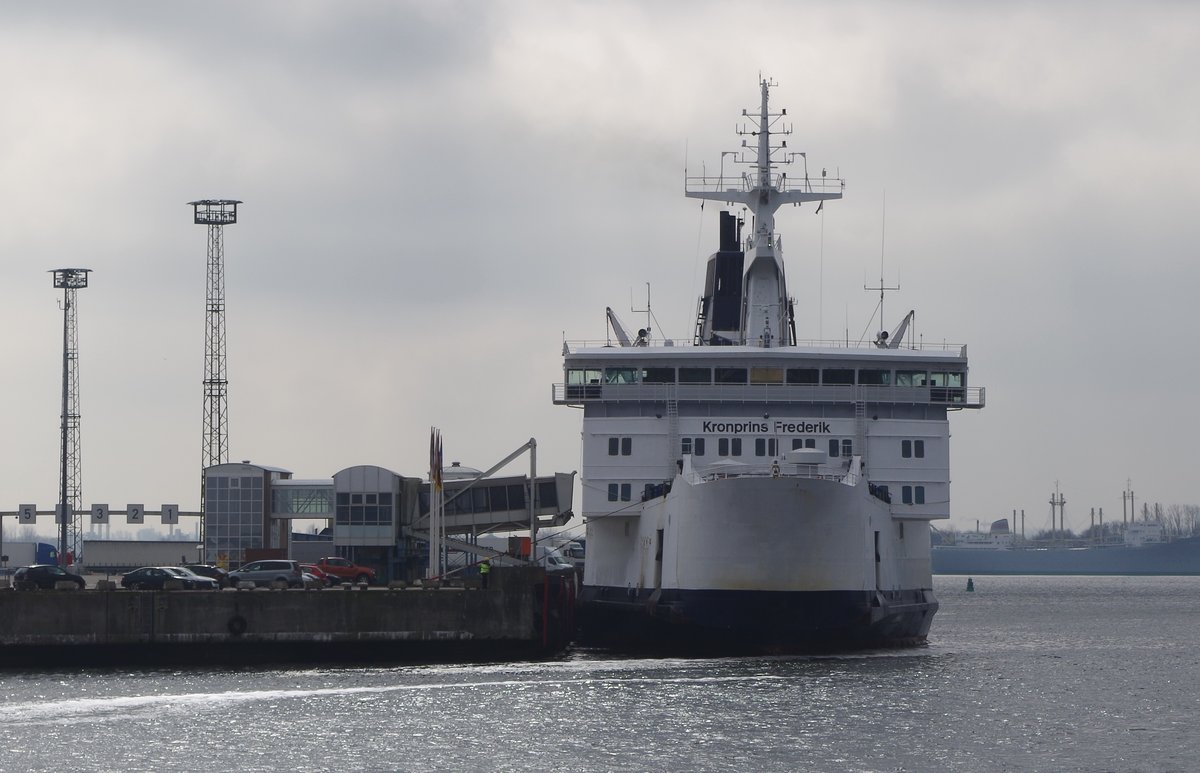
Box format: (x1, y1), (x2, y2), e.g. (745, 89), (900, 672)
(578, 585), (938, 654)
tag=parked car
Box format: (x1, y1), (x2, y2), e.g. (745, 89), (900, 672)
(165, 567), (220, 590)
(183, 564), (230, 588)
(300, 564), (332, 586)
(121, 566), (214, 590)
(227, 559), (305, 588)
(122, 567), (178, 590)
(13, 564), (86, 590)
(314, 557), (377, 585)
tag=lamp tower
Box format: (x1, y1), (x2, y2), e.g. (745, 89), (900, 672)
(190, 199), (240, 529)
(51, 268), (90, 564)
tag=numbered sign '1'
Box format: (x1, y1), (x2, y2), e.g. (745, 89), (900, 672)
(161, 504), (179, 524)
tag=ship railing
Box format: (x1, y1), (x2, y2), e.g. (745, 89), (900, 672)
(561, 337), (967, 353)
(686, 464), (856, 486)
(553, 382), (985, 409)
(685, 173), (845, 196)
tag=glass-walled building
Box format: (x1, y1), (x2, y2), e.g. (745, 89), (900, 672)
(202, 461), (575, 583)
(203, 462), (292, 567)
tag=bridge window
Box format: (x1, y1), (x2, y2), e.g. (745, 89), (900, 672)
(792, 438), (816, 449)
(895, 370), (927, 387)
(679, 367), (711, 384)
(859, 369), (891, 386)
(902, 485), (926, 505)
(786, 368), (819, 384)
(604, 368), (637, 385)
(929, 372), (963, 387)
(642, 367), (675, 383)
(608, 484), (618, 502)
(823, 368), (854, 385)
(902, 439), (925, 458)
(715, 367), (748, 384)
(750, 367), (784, 384)
(620, 483), (632, 502)
(568, 368), (602, 385)
(929, 371), (966, 403)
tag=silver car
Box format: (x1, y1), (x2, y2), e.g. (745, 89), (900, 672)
(228, 559), (305, 588)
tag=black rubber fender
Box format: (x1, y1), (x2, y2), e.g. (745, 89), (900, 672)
(227, 615), (248, 636)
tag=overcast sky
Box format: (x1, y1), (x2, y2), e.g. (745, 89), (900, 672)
(3, 1), (1197, 540)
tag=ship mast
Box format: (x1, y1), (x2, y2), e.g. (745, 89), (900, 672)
(685, 79), (845, 346)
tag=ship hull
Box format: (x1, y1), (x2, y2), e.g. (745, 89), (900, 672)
(578, 471), (938, 653)
(933, 536), (1200, 575)
(578, 585), (936, 653)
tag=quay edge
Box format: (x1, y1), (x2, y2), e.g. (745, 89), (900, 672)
(0, 568), (575, 668)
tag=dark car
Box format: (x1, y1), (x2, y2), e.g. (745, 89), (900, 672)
(13, 564), (86, 590)
(166, 567), (220, 590)
(183, 564), (231, 588)
(121, 566), (215, 590)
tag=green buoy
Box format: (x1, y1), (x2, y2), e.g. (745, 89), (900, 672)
(966, 577), (975, 592)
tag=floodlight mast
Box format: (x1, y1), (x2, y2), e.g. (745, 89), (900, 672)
(50, 268), (90, 565)
(190, 199), (240, 555)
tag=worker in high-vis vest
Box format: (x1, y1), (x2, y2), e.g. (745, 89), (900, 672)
(479, 559), (491, 589)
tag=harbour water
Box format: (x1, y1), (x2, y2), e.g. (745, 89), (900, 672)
(3, 575), (1198, 772)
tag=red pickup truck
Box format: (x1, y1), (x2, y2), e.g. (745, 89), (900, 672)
(315, 557), (377, 585)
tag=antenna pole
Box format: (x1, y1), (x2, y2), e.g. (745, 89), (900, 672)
(865, 192), (899, 336)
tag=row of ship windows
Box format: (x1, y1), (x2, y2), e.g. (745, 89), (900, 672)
(610, 436), (926, 459)
(612, 436), (844, 457)
(570, 367), (964, 387)
(608, 481), (927, 504)
(683, 437), (854, 458)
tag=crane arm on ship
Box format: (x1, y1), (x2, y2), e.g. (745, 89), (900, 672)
(876, 310), (915, 349)
(606, 307), (634, 347)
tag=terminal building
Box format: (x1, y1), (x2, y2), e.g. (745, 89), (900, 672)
(202, 462), (575, 583)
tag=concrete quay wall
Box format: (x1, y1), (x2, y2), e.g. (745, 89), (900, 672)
(0, 568), (574, 667)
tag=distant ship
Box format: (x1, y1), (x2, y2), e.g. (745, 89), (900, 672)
(933, 518), (1200, 575)
(554, 80), (985, 652)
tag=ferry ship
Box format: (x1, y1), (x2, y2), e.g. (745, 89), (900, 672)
(554, 80), (985, 652)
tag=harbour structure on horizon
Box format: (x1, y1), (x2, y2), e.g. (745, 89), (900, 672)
(50, 267), (91, 565)
(554, 79), (985, 652)
(933, 481), (1200, 575)
(191, 198), (240, 532)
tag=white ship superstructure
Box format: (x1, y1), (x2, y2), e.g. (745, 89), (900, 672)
(554, 80), (985, 651)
